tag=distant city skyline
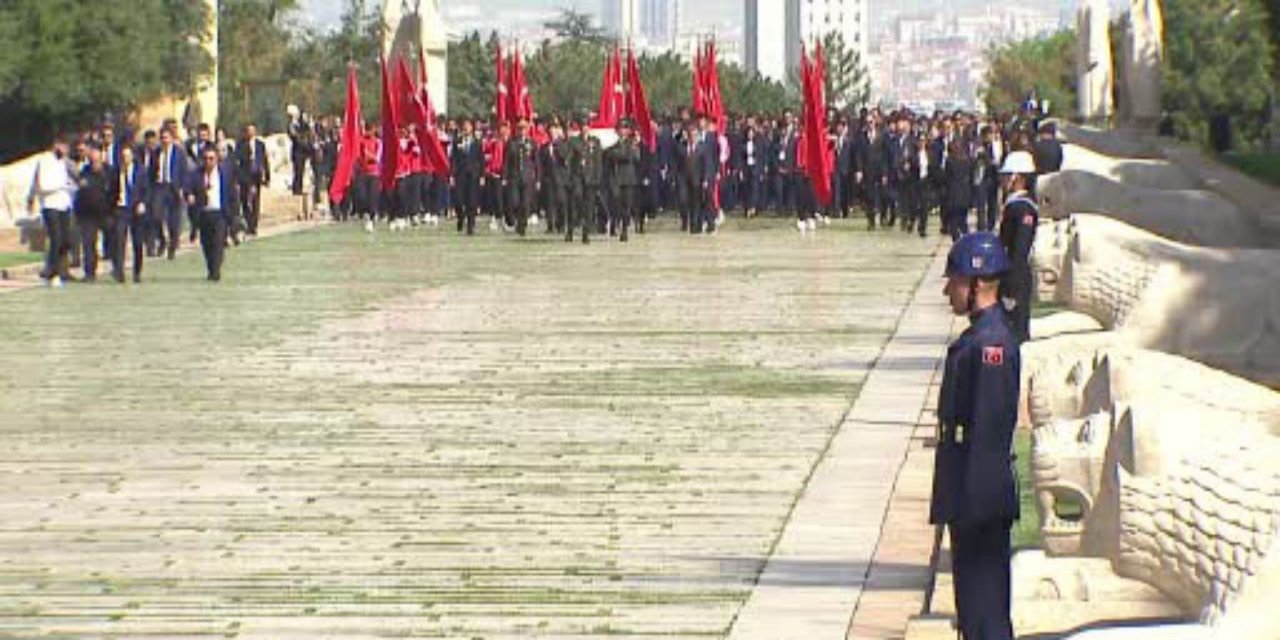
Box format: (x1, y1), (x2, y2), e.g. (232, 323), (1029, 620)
(297, 0), (1126, 38)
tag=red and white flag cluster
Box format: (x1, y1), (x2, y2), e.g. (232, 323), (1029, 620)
(589, 47), (657, 150)
(692, 40), (725, 132)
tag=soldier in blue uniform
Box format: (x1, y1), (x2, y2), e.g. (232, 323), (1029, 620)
(996, 151), (1040, 343)
(930, 232), (1020, 640)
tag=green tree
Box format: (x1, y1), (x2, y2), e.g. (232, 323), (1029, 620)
(526, 39), (609, 117)
(543, 8), (609, 44)
(638, 51), (693, 116)
(447, 32), (492, 119)
(219, 0), (297, 132)
(818, 31), (870, 110)
(1161, 0), (1276, 149)
(0, 0), (211, 160)
(980, 29), (1077, 116)
(721, 63), (794, 115)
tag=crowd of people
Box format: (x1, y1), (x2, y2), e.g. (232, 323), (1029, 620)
(26, 100), (1063, 285)
(314, 102), (1063, 243)
(27, 117), (277, 284)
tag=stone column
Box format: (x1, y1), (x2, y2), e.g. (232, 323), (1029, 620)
(192, 0), (220, 130)
(381, 0), (449, 111)
(1123, 0), (1164, 128)
(1076, 0), (1115, 126)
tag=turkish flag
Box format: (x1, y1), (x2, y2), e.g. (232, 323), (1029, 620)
(626, 48), (656, 151)
(328, 65), (362, 205)
(691, 46), (705, 120)
(704, 41), (725, 132)
(508, 51), (533, 122)
(592, 47), (622, 129)
(801, 44), (833, 207)
(378, 56), (400, 192)
(412, 50), (452, 176)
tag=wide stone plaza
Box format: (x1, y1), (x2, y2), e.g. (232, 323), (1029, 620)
(0, 220), (952, 639)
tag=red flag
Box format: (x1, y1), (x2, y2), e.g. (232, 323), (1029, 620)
(328, 65), (362, 205)
(705, 40), (725, 132)
(393, 56), (418, 121)
(378, 56), (400, 192)
(692, 45), (705, 117)
(592, 47), (622, 128)
(802, 44), (833, 207)
(626, 48), (656, 151)
(494, 44), (509, 124)
(508, 50), (533, 122)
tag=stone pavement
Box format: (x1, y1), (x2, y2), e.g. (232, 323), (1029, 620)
(0, 219), (948, 638)
(728, 246), (955, 640)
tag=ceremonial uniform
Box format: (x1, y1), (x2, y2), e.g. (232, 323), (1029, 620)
(503, 134), (538, 236)
(566, 132), (603, 243)
(605, 134), (641, 242)
(930, 233), (1021, 640)
(539, 137), (570, 234)
(998, 192), (1038, 343)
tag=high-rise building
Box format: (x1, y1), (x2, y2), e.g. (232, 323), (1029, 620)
(601, 0), (639, 40)
(745, 0), (869, 86)
(603, 0), (680, 49)
(639, 0), (680, 49)
(745, 0), (788, 83)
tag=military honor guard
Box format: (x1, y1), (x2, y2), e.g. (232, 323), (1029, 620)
(931, 232), (1021, 640)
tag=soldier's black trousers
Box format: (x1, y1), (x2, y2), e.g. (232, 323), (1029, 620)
(613, 186), (636, 239)
(508, 178), (535, 235)
(949, 519), (1014, 640)
(568, 185), (597, 240)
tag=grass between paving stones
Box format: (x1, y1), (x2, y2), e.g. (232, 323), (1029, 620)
(1012, 430), (1041, 549)
(1222, 151), (1280, 187)
(0, 217), (937, 638)
(0, 251), (41, 269)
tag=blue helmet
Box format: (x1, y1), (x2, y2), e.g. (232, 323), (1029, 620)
(945, 232), (1010, 278)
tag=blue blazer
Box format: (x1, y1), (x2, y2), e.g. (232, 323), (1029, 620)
(108, 162), (151, 211)
(186, 161), (241, 220)
(150, 145), (188, 189)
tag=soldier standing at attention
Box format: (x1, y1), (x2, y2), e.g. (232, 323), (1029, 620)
(606, 118), (641, 243)
(995, 151), (1039, 343)
(930, 232), (1020, 640)
(504, 118), (539, 237)
(565, 117), (603, 244)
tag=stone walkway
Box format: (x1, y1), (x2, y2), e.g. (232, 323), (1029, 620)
(0, 219), (949, 639)
(728, 247), (953, 640)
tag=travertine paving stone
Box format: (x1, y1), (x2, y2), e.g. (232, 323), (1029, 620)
(0, 219), (935, 638)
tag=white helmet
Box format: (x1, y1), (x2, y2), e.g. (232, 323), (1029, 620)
(1000, 150), (1036, 175)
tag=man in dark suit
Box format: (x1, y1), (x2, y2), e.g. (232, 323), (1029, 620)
(451, 118), (484, 235)
(675, 119), (703, 232)
(859, 119), (889, 230)
(149, 128), (188, 259)
(235, 124), (270, 238)
(696, 119), (721, 234)
(1033, 121), (1063, 175)
(186, 148), (241, 282)
(833, 119), (858, 219)
(109, 145), (151, 283)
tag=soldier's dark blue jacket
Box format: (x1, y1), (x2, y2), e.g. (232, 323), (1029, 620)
(929, 303), (1021, 526)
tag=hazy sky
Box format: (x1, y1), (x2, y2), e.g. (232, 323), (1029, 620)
(296, 0), (1118, 35)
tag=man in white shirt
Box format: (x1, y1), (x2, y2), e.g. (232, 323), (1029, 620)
(186, 148), (239, 282)
(27, 136), (78, 285)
